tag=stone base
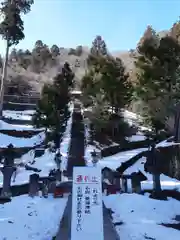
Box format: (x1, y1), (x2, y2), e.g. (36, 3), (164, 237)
(0, 196), (11, 203)
(149, 191), (168, 200)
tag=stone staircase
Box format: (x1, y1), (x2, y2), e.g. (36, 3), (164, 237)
(55, 103), (120, 239)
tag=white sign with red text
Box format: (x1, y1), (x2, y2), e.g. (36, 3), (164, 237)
(71, 166), (104, 240)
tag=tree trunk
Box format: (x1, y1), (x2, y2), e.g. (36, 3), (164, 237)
(153, 173), (161, 192)
(0, 40), (10, 117)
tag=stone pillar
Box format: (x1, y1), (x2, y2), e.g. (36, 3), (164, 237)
(121, 178), (128, 193)
(42, 179), (49, 198)
(48, 181), (56, 193)
(132, 179), (141, 194)
(113, 178), (121, 192)
(29, 174), (39, 197)
(153, 174), (161, 192)
(55, 169), (62, 184)
(0, 166), (16, 198)
(55, 153), (62, 170)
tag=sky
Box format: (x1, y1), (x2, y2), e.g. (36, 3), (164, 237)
(0, 0), (180, 55)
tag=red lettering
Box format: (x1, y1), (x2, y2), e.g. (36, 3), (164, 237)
(76, 175), (83, 182)
(84, 175), (89, 182)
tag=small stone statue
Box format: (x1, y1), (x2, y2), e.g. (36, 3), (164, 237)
(91, 150), (99, 166)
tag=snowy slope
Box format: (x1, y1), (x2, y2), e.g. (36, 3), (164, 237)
(124, 156), (180, 191)
(0, 131), (45, 148)
(104, 193), (180, 240)
(60, 103), (73, 171)
(3, 110), (35, 120)
(0, 119), (44, 131)
(0, 195), (67, 240)
(97, 148), (147, 170)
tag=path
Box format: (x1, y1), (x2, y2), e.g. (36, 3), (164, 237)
(56, 101), (119, 239)
(66, 101), (85, 177)
(56, 195), (120, 239)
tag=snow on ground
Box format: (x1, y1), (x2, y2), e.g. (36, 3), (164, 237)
(0, 131), (45, 148)
(84, 120), (100, 166)
(0, 149), (56, 187)
(124, 156), (180, 191)
(0, 119), (44, 131)
(122, 109), (142, 123)
(104, 193), (180, 240)
(60, 103), (73, 171)
(127, 134), (146, 142)
(1, 110), (44, 131)
(156, 139), (180, 148)
(97, 148), (147, 171)
(3, 110), (35, 120)
(0, 102), (74, 186)
(122, 109), (152, 132)
(0, 194), (67, 240)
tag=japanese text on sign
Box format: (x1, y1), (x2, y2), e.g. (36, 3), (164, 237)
(84, 186), (91, 214)
(76, 186), (83, 231)
(71, 167), (104, 240)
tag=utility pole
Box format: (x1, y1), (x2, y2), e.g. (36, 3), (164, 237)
(0, 0), (13, 117)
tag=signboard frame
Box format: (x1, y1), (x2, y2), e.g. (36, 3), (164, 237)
(71, 166), (104, 240)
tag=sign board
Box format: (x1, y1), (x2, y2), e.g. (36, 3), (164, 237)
(71, 166), (104, 240)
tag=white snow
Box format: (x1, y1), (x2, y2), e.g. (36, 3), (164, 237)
(122, 109), (152, 131)
(3, 110), (35, 120)
(84, 120), (100, 166)
(0, 131), (45, 148)
(104, 193), (180, 240)
(127, 135), (146, 142)
(60, 103), (73, 171)
(124, 156), (180, 191)
(0, 149), (56, 187)
(1, 110), (45, 131)
(97, 148), (147, 171)
(0, 103), (73, 186)
(0, 194), (67, 240)
(0, 120), (44, 131)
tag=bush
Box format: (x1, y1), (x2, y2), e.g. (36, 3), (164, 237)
(75, 45), (83, 56)
(68, 48), (76, 55)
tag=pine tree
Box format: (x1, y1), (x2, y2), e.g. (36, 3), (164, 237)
(135, 27), (180, 132)
(90, 35), (107, 56)
(50, 44), (60, 57)
(0, 0), (34, 115)
(100, 56), (132, 112)
(88, 35), (107, 67)
(33, 62), (74, 136)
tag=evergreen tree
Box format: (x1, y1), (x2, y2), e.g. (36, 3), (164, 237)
(135, 27), (180, 131)
(82, 37), (132, 141)
(31, 41), (51, 71)
(33, 62), (74, 138)
(50, 44), (60, 57)
(88, 35), (107, 67)
(90, 35), (107, 56)
(0, 0), (34, 115)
